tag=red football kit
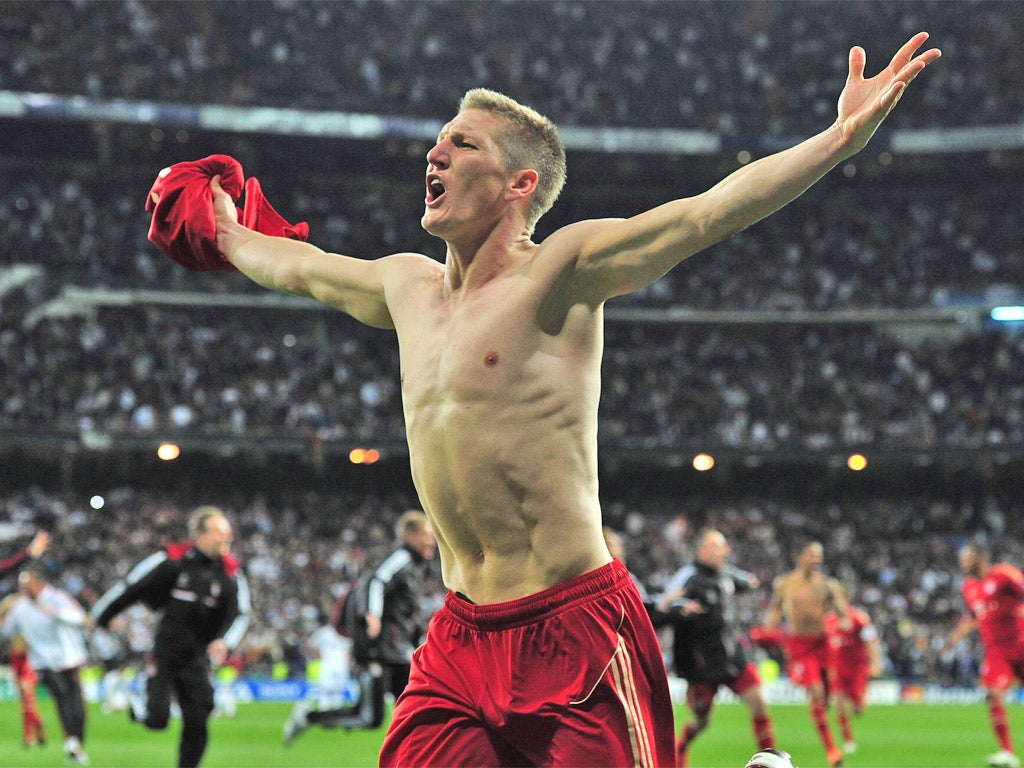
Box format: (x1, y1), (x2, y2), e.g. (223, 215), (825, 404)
(784, 633), (830, 689)
(379, 559), (675, 767)
(825, 607), (875, 706)
(963, 563), (1024, 689)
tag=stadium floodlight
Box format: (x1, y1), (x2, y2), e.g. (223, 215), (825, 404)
(990, 306), (1024, 322)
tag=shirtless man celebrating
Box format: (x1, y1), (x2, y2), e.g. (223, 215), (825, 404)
(201, 34), (938, 767)
(765, 541), (848, 767)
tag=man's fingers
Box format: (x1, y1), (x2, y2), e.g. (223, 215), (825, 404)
(848, 45), (866, 81)
(889, 32), (941, 83)
(896, 58), (928, 88)
(888, 31), (930, 72)
(892, 45), (941, 92)
(879, 80), (906, 112)
(887, 35), (919, 73)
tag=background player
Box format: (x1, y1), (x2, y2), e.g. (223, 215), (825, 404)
(660, 528), (775, 768)
(942, 541), (1024, 768)
(91, 506), (250, 768)
(0, 595), (47, 749)
(283, 510), (435, 744)
(1, 567), (91, 765)
(764, 541), (846, 767)
(825, 584), (883, 755)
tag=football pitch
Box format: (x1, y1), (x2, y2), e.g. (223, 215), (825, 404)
(1, 700), (1020, 767)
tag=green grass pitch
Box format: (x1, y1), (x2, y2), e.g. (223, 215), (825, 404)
(1, 700), (1020, 767)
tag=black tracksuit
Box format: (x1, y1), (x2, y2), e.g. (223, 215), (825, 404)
(339, 543), (430, 698)
(92, 543), (250, 767)
(667, 560), (757, 683)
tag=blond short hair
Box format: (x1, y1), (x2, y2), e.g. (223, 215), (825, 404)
(395, 509), (429, 541)
(189, 505), (227, 539)
(459, 88), (566, 233)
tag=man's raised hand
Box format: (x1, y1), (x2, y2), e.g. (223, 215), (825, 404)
(835, 31), (942, 153)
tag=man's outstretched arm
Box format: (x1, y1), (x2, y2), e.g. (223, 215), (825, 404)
(212, 176), (399, 329)
(569, 32), (941, 303)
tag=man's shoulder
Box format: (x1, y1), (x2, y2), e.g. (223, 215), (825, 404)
(850, 606), (871, 625)
(989, 563), (1024, 585)
(533, 219), (624, 268)
(166, 542), (193, 560)
(372, 546), (416, 577)
(774, 569), (801, 589)
(962, 576), (983, 599)
(545, 217), (626, 244)
(3, 594), (29, 618)
(380, 251), (444, 277)
(376, 252), (446, 308)
(382, 250), (441, 265)
(221, 554), (241, 578)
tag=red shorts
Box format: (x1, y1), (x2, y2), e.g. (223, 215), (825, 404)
(830, 666), (868, 707)
(380, 559), (675, 767)
(785, 634), (829, 689)
(981, 644), (1024, 690)
(687, 662), (762, 716)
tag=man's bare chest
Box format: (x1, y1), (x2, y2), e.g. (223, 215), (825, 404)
(398, 294), (541, 406)
(787, 577), (830, 606)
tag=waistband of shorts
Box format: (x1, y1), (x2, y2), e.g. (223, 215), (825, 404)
(442, 559), (629, 630)
(786, 633), (827, 646)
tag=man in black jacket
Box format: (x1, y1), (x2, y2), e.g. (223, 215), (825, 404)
(659, 528), (775, 768)
(91, 506), (250, 768)
(344, 509), (437, 697)
(283, 509), (435, 744)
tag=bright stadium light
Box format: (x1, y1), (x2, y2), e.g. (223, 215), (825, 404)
(350, 448), (381, 465)
(157, 442), (181, 461)
(692, 453), (715, 472)
(990, 306), (1024, 322)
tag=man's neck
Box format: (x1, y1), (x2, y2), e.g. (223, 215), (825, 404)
(444, 231), (534, 295)
(440, 208), (534, 293)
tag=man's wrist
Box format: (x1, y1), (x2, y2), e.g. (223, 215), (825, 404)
(216, 220), (258, 263)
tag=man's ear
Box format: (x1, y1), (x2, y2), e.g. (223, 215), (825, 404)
(508, 169), (539, 201)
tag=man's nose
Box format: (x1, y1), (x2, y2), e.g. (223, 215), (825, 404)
(426, 144), (448, 169)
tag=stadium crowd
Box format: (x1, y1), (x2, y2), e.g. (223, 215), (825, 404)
(6, 298), (1024, 454)
(2, 0), (1023, 708)
(1, 0), (1017, 132)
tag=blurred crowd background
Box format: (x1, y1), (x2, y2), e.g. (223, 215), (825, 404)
(2, 0), (1017, 130)
(2, 0), (1023, 688)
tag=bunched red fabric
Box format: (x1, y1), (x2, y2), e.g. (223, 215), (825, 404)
(146, 154), (309, 271)
(239, 176), (309, 245)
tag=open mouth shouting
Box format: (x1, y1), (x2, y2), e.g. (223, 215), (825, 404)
(425, 174), (446, 206)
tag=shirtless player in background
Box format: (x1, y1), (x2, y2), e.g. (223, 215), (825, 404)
(766, 541), (849, 767)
